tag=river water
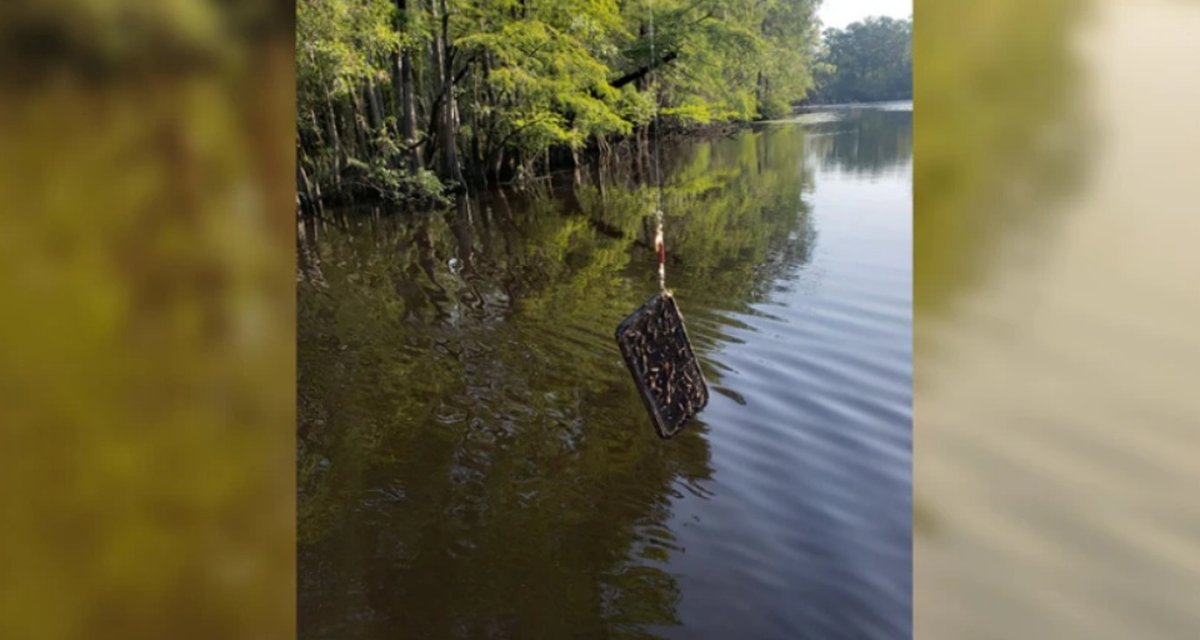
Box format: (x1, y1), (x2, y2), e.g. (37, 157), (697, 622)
(298, 103), (912, 639)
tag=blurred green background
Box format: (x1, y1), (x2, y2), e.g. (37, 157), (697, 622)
(0, 2), (295, 639)
(916, 0), (1200, 637)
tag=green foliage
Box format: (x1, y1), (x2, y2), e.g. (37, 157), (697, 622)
(810, 16), (912, 104)
(296, 0), (824, 200)
(591, 0), (818, 122)
(344, 157), (449, 205)
(457, 13), (631, 151)
(297, 0), (397, 100)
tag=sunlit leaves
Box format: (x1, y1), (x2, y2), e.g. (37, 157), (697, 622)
(456, 9), (631, 151)
(296, 0), (825, 192)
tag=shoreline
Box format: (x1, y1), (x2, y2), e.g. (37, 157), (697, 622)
(303, 103), (911, 214)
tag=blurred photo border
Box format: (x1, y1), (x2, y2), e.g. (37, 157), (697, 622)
(0, 2), (297, 639)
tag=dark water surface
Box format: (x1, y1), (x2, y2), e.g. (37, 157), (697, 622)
(298, 104), (912, 639)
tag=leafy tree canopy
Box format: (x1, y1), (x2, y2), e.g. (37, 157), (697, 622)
(295, 0), (824, 199)
(809, 16), (912, 104)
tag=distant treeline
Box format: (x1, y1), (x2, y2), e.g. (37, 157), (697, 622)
(297, 0), (824, 208)
(807, 16), (912, 105)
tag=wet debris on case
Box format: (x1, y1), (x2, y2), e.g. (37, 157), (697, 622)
(615, 292), (709, 438)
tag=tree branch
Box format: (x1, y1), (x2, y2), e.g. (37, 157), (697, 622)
(609, 51), (679, 89)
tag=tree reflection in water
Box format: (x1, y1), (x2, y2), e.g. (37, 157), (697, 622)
(298, 124), (819, 638)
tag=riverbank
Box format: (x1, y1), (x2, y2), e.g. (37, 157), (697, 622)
(297, 116), (753, 216)
(794, 99), (913, 111)
(296, 1), (823, 223)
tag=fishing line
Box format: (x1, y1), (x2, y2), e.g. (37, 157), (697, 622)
(612, 0), (709, 439)
(648, 0), (666, 292)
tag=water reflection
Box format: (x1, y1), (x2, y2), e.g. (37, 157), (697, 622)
(795, 107), (915, 176)
(299, 106), (910, 638)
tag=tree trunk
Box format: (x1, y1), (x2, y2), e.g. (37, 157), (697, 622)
(437, 0), (464, 185)
(469, 70), (484, 187)
(372, 78), (388, 135)
(297, 159), (314, 215)
(422, 49), (435, 166)
(633, 126), (645, 182)
(365, 79), (383, 137)
(592, 151), (606, 199)
(492, 147), (505, 184)
(350, 90), (370, 156)
(391, 49), (403, 121)
(428, 1), (445, 170)
(321, 83), (343, 188)
(394, 0), (422, 173)
(402, 51), (422, 172)
(570, 146), (582, 188)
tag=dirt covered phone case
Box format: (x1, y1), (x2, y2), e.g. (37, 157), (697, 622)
(615, 291), (709, 438)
